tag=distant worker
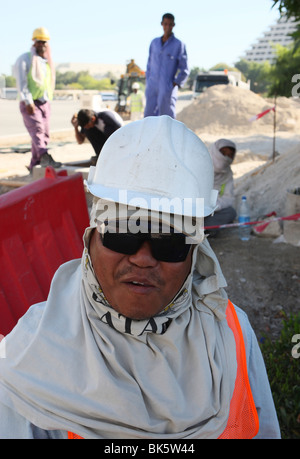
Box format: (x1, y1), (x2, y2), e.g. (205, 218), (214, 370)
(204, 139), (237, 235)
(128, 82), (144, 121)
(71, 109), (123, 164)
(144, 13), (189, 119)
(14, 27), (61, 172)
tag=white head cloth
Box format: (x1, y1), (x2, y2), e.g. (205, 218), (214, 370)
(209, 138), (236, 181)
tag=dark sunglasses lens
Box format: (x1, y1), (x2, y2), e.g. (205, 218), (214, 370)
(101, 232), (143, 255)
(151, 236), (191, 262)
(100, 232), (191, 263)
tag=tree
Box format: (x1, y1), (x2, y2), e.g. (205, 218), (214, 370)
(272, 0), (300, 43)
(272, 0), (300, 20)
(77, 73), (101, 90)
(209, 62), (239, 72)
(55, 71), (78, 88)
(55, 70), (116, 90)
(234, 59), (272, 94)
(5, 75), (16, 88)
(267, 43), (300, 96)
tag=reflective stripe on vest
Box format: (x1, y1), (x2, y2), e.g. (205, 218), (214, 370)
(68, 300), (259, 439)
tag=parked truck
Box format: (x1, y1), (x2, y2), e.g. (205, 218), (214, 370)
(193, 70), (250, 98)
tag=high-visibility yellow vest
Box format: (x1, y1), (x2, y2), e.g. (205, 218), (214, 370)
(130, 92), (143, 112)
(27, 53), (53, 101)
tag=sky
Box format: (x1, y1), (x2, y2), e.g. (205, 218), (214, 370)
(0, 0), (280, 76)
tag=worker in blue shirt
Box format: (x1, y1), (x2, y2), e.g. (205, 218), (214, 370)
(144, 13), (189, 118)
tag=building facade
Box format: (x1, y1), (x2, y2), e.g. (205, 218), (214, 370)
(242, 16), (299, 64)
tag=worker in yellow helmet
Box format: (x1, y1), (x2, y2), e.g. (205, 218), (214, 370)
(13, 27), (61, 172)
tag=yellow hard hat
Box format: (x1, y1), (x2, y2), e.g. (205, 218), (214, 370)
(32, 27), (50, 41)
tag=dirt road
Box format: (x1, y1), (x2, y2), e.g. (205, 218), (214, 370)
(209, 229), (300, 341)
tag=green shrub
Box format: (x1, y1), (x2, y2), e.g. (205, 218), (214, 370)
(260, 312), (300, 439)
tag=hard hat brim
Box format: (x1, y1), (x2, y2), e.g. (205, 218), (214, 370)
(85, 181), (217, 218)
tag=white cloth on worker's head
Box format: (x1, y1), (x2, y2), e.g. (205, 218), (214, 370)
(209, 139), (236, 211)
(0, 225), (237, 439)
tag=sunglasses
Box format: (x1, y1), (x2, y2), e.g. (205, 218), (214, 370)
(99, 231), (192, 263)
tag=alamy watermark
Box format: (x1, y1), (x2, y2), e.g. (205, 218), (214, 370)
(0, 335), (6, 359)
(92, 191), (205, 243)
(292, 74), (300, 97)
(291, 334), (300, 359)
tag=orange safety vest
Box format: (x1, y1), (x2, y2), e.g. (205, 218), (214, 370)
(68, 300), (259, 439)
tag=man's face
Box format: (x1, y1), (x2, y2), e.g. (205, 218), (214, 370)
(34, 40), (47, 57)
(219, 146), (235, 160)
(161, 18), (175, 37)
(89, 229), (192, 320)
(84, 116), (97, 130)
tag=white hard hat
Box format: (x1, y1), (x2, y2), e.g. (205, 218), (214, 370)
(132, 82), (140, 90)
(86, 116), (218, 220)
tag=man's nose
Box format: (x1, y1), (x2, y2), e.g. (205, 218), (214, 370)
(128, 241), (158, 267)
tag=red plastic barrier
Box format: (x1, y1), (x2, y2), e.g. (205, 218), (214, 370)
(0, 167), (90, 335)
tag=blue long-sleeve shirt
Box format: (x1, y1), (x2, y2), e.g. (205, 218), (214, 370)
(146, 33), (189, 90)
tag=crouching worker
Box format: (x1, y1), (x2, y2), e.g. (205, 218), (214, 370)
(204, 139), (237, 235)
(0, 116), (280, 439)
(71, 108), (123, 164)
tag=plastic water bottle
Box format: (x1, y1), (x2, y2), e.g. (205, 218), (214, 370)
(238, 196), (251, 241)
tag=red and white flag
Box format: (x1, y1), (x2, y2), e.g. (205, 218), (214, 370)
(249, 106), (275, 122)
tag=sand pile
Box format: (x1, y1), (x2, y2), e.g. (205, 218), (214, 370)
(177, 85), (300, 136)
(234, 143), (300, 217)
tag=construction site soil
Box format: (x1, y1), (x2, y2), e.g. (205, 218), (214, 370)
(1, 86), (300, 342)
(209, 229), (300, 342)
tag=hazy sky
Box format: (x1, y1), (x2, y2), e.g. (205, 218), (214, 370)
(0, 0), (280, 75)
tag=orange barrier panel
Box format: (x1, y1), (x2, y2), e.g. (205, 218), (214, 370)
(0, 167), (90, 335)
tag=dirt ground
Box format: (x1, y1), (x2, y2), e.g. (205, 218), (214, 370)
(209, 228), (300, 342)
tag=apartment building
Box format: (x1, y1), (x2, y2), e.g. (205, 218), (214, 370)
(242, 16), (298, 63)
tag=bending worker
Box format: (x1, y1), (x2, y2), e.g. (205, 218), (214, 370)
(71, 108), (123, 163)
(204, 138), (237, 234)
(0, 116), (280, 439)
(144, 13), (189, 118)
(14, 27), (61, 172)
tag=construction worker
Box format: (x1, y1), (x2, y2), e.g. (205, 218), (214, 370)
(128, 82), (144, 121)
(71, 109), (123, 164)
(0, 116), (280, 439)
(204, 139), (237, 235)
(144, 13), (189, 118)
(14, 27), (61, 172)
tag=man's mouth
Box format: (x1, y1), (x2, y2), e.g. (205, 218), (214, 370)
(122, 277), (157, 294)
